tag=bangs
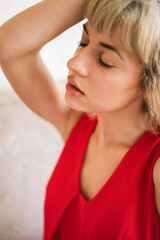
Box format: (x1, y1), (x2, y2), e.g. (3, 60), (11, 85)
(84, 0), (160, 64)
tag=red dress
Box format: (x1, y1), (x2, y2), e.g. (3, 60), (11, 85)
(44, 113), (160, 240)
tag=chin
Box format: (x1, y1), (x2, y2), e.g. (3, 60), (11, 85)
(65, 93), (86, 112)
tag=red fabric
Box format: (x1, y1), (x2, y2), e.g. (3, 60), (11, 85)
(44, 113), (160, 240)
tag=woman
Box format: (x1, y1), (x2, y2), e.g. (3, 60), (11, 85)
(0, 0), (160, 239)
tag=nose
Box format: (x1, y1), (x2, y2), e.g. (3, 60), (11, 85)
(67, 47), (90, 77)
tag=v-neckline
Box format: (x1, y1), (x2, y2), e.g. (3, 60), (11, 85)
(78, 116), (149, 204)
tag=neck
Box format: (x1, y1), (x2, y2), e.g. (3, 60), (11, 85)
(93, 103), (146, 148)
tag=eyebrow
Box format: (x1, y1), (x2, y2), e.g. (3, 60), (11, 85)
(82, 23), (124, 61)
(99, 42), (124, 61)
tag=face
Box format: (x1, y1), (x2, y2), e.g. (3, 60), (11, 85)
(65, 22), (143, 114)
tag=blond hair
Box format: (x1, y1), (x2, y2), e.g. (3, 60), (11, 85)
(84, 0), (160, 133)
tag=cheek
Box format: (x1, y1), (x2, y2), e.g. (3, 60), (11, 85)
(122, 61), (143, 88)
(111, 65), (142, 89)
(89, 68), (142, 101)
(120, 69), (143, 96)
(88, 70), (123, 93)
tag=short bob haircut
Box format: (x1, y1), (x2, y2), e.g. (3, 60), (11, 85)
(84, 0), (160, 134)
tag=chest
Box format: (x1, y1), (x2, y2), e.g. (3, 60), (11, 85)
(79, 142), (129, 201)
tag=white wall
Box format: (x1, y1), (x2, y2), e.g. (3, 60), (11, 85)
(0, 0), (85, 87)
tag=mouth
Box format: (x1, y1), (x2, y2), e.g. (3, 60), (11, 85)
(66, 76), (85, 96)
(70, 83), (83, 93)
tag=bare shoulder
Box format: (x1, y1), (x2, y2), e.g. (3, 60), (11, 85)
(153, 157), (160, 215)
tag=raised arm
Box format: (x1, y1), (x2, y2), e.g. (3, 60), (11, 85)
(0, 0), (86, 141)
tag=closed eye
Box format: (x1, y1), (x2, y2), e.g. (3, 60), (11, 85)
(98, 57), (113, 69)
(78, 41), (113, 69)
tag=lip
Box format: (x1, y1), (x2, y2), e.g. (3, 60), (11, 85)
(67, 76), (84, 95)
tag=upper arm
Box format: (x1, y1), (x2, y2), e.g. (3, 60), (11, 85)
(0, 0), (86, 141)
(0, 54), (83, 141)
(0, 0), (85, 61)
(153, 157), (160, 215)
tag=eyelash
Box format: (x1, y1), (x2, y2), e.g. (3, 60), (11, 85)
(78, 41), (113, 69)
